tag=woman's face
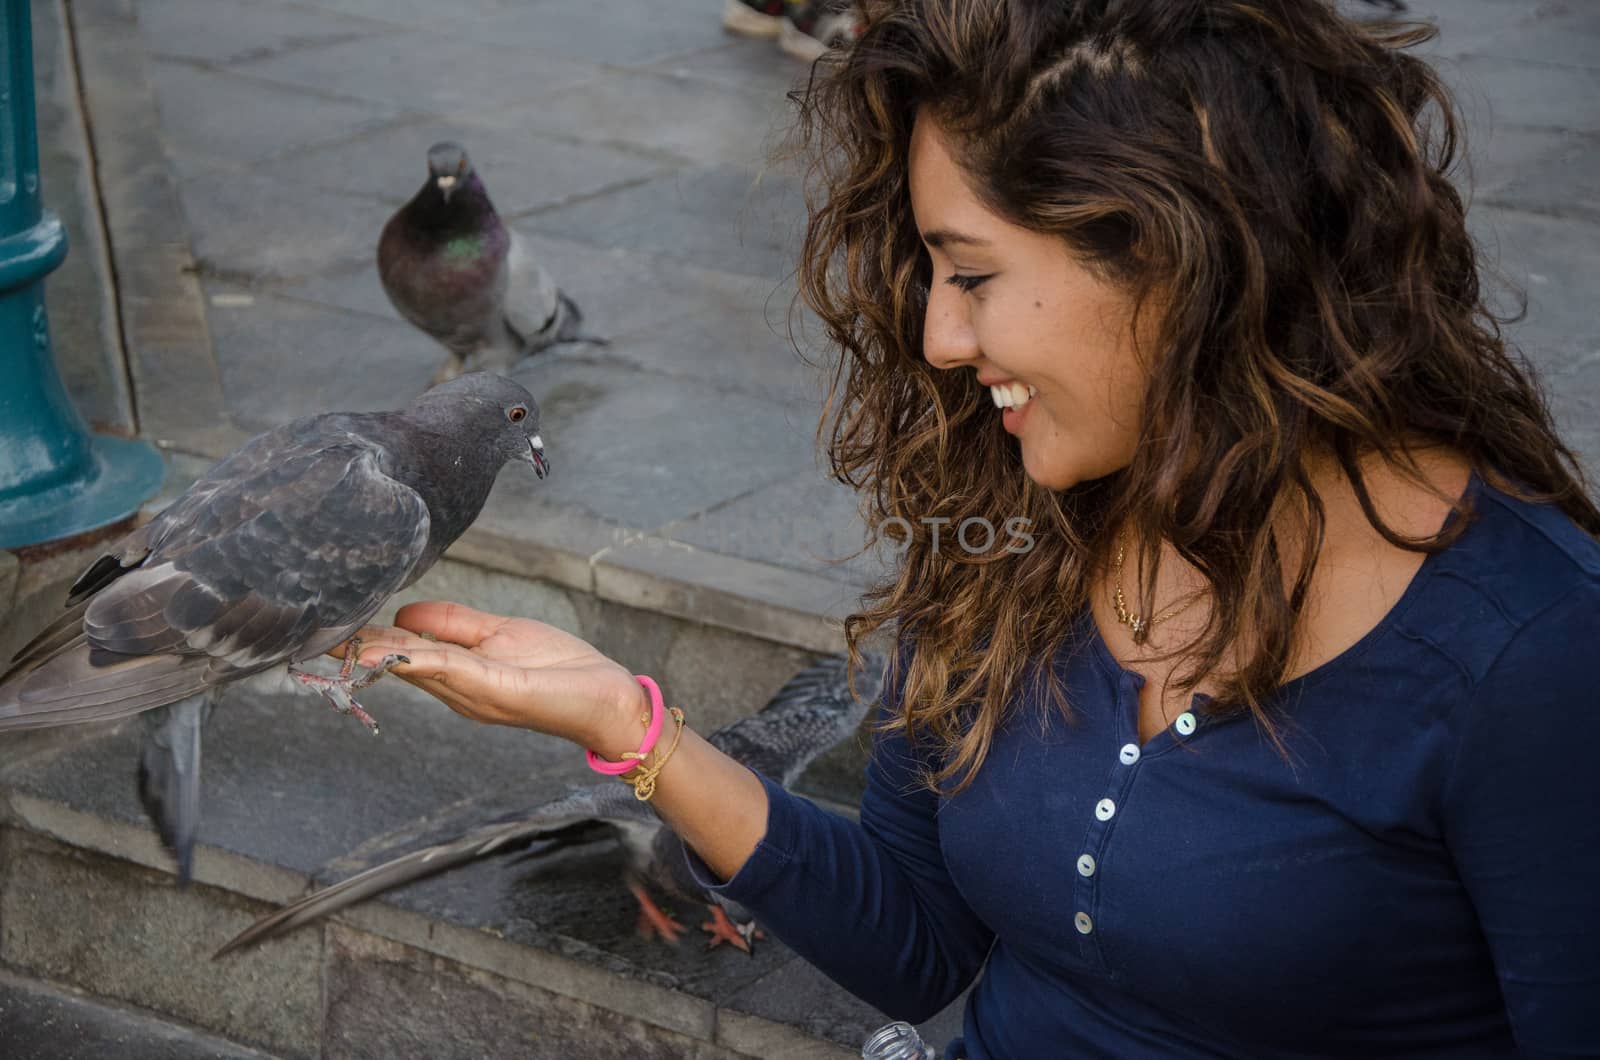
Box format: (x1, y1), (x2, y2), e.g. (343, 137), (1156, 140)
(909, 114), (1152, 491)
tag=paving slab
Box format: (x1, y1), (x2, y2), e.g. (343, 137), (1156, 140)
(231, 31), (604, 116)
(0, 968), (272, 1060)
(528, 163), (806, 282)
(661, 470), (881, 581)
(275, 0), (521, 31)
(181, 168), (397, 281)
(250, 116), (672, 218)
(1, 831), (325, 1056)
(1446, 6), (1600, 69)
(321, 927), (744, 1060)
(496, 357), (820, 528)
(148, 62), (402, 178)
(201, 282), (442, 432)
(493, 68), (796, 168)
(136, 0), (392, 67)
(447, 0), (737, 70)
(1447, 55), (1600, 134)
(1479, 130), (1600, 224)
(643, 39), (818, 99)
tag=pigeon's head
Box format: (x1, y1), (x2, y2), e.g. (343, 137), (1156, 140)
(425, 141), (475, 205)
(411, 372), (549, 479)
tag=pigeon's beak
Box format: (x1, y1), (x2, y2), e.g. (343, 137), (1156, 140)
(436, 174), (457, 203)
(526, 435), (549, 479)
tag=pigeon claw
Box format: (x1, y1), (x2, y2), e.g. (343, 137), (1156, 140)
(628, 882), (685, 945)
(289, 652), (410, 736)
(701, 905), (763, 955)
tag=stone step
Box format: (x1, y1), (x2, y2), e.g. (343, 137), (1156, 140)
(0, 967), (271, 1059)
(0, 555), (959, 1060)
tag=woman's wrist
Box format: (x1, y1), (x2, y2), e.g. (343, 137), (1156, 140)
(582, 674), (655, 762)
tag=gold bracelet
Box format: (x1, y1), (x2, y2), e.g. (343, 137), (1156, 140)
(622, 707), (685, 801)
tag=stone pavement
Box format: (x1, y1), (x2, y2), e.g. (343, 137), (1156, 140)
(106, 0), (877, 659)
(33, 0), (1600, 652)
(43, 0), (1600, 660)
(0, 968), (272, 1059)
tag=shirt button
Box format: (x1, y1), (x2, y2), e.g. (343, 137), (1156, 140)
(1174, 712), (1197, 736)
(1074, 912), (1094, 935)
(1095, 798), (1116, 821)
(1077, 854), (1097, 877)
(1119, 743), (1140, 765)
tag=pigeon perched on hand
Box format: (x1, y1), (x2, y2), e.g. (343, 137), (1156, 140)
(216, 651), (886, 957)
(0, 373), (549, 883)
(378, 142), (600, 385)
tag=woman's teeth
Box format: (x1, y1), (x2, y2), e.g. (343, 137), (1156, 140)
(990, 383), (1037, 409)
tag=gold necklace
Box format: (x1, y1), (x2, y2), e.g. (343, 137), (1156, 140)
(1111, 537), (1204, 637)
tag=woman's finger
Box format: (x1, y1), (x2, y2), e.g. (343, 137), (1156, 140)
(392, 601), (509, 648)
(351, 644), (466, 681)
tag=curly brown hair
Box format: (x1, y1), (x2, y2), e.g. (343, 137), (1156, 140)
(796, 0), (1600, 789)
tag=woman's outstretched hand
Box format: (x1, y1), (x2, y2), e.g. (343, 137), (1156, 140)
(340, 601), (645, 757)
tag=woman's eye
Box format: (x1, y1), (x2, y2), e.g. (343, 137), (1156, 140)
(945, 273), (994, 293)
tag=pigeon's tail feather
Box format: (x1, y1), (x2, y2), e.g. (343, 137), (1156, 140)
(552, 291), (608, 348)
(0, 646), (217, 732)
(219, 789), (634, 956)
(139, 694), (213, 885)
(215, 811), (605, 957)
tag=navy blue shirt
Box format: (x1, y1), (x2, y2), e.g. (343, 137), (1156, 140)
(698, 479), (1600, 1057)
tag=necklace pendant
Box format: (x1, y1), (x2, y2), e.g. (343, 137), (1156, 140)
(1130, 616), (1146, 635)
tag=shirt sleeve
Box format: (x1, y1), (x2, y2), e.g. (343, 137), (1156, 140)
(688, 703), (995, 1022)
(1441, 583), (1600, 1057)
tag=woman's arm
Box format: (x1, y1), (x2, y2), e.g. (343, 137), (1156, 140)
(345, 602), (771, 880)
(345, 602), (993, 1017)
(1442, 584), (1600, 1057)
(687, 705), (996, 1021)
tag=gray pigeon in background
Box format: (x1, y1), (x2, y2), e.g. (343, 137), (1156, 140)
(0, 373), (550, 883)
(378, 142), (601, 385)
(217, 650), (886, 957)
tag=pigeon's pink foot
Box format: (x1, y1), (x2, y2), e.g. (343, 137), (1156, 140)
(288, 643), (407, 735)
(701, 905), (763, 954)
(629, 882), (685, 945)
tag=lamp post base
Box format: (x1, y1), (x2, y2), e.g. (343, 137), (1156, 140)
(0, 433), (165, 551)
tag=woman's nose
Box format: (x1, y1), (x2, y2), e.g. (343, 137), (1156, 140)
(922, 286), (980, 371)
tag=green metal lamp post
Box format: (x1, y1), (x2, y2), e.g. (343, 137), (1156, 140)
(0, 0), (162, 550)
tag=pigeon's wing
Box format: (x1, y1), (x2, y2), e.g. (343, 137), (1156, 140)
(708, 650), (886, 785)
(3, 524), (161, 683)
(500, 230), (563, 347)
(0, 425), (431, 730)
(216, 781), (651, 957)
(219, 654), (885, 955)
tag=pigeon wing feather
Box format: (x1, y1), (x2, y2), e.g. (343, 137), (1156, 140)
(0, 420), (432, 730)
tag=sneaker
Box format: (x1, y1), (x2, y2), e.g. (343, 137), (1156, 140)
(779, 1), (862, 62)
(722, 0), (786, 39)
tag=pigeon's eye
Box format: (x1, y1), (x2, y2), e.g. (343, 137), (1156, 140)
(507, 406), (528, 423)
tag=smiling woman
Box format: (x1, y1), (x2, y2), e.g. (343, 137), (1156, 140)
(272, 1), (1600, 1056)
(911, 116), (1152, 487)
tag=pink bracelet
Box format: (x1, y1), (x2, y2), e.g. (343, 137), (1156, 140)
(585, 675), (666, 776)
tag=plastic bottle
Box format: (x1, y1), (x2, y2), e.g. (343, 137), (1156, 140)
(861, 1021), (937, 1060)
